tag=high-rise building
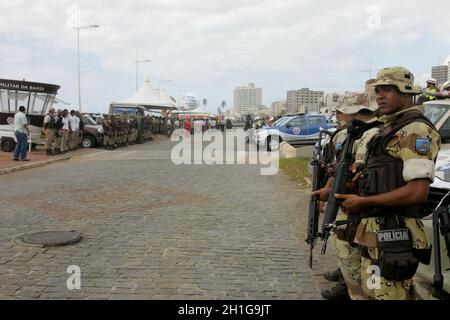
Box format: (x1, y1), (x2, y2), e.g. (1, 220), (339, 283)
(270, 100), (286, 116)
(233, 83), (262, 116)
(447, 61), (450, 81)
(286, 88), (324, 114)
(432, 65), (449, 86)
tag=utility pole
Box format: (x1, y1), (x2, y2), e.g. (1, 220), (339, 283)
(135, 49), (151, 91)
(74, 24), (100, 113)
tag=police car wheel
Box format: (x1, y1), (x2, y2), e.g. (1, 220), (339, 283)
(267, 136), (280, 152)
(1, 138), (16, 152)
(82, 136), (95, 149)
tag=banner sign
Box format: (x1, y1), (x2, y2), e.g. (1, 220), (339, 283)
(0, 79), (60, 94)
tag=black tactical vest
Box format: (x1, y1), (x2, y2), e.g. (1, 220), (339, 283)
(358, 110), (436, 218)
(45, 114), (56, 130)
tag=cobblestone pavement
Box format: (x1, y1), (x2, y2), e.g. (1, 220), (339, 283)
(0, 135), (335, 300)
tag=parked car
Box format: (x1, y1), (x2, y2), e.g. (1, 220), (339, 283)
(252, 114), (336, 151)
(81, 115), (104, 148)
(416, 148), (450, 296)
(424, 100), (450, 143)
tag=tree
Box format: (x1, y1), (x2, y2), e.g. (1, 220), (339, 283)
(218, 100), (226, 115)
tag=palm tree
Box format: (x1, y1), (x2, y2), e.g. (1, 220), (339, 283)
(220, 101), (227, 114)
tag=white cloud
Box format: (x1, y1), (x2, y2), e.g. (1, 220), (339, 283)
(0, 0), (449, 113)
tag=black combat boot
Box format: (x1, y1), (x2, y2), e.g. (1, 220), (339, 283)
(323, 268), (343, 282)
(321, 281), (350, 300)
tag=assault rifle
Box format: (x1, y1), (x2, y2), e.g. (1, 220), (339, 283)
(320, 120), (381, 255)
(306, 128), (334, 268)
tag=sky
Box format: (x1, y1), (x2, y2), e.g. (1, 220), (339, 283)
(1, 0), (450, 114)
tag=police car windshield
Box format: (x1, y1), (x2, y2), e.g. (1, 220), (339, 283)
(424, 104), (447, 125)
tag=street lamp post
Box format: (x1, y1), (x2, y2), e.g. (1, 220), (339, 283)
(74, 24), (99, 113)
(135, 49), (151, 91)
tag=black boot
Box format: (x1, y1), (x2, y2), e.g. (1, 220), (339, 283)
(323, 268), (343, 282)
(46, 149), (52, 156)
(321, 281), (350, 300)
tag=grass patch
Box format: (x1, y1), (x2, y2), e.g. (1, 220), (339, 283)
(279, 157), (312, 188)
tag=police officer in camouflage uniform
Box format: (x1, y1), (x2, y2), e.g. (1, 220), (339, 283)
(336, 67), (441, 300)
(102, 115), (113, 150)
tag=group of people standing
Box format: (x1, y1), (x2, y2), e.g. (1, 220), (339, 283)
(101, 115), (139, 150)
(42, 109), (85, 156)
(311, 66), (441, 300)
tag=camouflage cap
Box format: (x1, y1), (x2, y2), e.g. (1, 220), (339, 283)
(370, 66), (422, 94)
(335, 92), (378, 114)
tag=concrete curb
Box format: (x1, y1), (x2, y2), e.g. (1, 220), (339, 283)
(0, 156), (72, 176)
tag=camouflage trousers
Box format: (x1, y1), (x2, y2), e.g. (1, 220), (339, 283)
(103, 135), (112, 147)
(361, 253), (414, 300)
(332, 211), (365, 300)
(355, 216), (424, 300)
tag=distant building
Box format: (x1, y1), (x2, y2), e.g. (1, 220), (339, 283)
(286, 88), (324, 114)
(233, 83), (262, 116)
(432, 64), (449, 87)
(323, 93), (340, 110)
(270, 100), (287, 116)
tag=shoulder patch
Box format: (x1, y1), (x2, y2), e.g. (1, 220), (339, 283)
(415, 137), (431, 155)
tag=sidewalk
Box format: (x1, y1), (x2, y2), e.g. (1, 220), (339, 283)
(0, 146), (100, 176)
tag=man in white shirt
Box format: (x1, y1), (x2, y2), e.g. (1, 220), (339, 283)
(13, 106), (31, 161)
(167, 118), (173, 138)
(72, 111), (80, 149)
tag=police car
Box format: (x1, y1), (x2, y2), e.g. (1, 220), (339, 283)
(424, 99), (450, 142)
(416, 148), (450, 296)
(252, 114), (336, 152)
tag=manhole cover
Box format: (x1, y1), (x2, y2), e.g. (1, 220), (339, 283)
(16, 231), (82, 248)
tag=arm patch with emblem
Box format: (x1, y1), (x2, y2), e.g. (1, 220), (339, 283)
(415, 137), (431, 156)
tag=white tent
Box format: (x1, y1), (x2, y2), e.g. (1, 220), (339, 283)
(112, 78), (176, 110)
(156, 87), (177, 109)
